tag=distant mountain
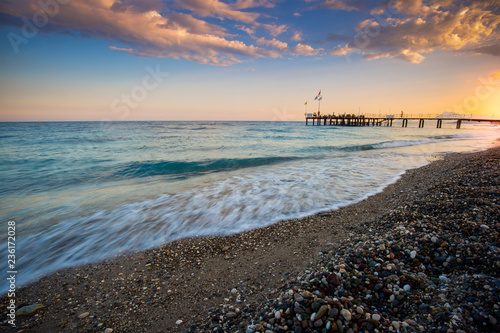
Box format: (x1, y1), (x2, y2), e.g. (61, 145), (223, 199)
(436, 112), (500, 120)
(436, 112), (463, 119)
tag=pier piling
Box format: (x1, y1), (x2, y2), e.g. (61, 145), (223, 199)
(305, 115), (497, 129)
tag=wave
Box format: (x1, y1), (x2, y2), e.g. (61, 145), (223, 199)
(112, 156), (299, 179)
(429, 135), (456, 140)
(372, 140), (437, 149)
(305, 140), (438, 154)
(1, 156), (300, 195)
(338, 144), (376, 151)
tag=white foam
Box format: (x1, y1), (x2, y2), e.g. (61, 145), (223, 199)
(4, 154), (428, 293)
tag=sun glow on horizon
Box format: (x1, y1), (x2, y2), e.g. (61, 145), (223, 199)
(473, 72), (500, 118)
(483, 92), (500, 118)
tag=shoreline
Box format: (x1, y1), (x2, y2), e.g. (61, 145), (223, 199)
(2, 146), (499, 332)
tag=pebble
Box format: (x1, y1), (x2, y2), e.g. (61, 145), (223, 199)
(439, 275), (450, 283)
(314, 318), (323, 327)
(340, 309), (351, 321)
(77, 312), (90, 319)
(316, 304), (329, 319)
(326, 272), (341, 286)
(15, 304), (44, 316)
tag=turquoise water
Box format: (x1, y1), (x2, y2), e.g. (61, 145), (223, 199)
(1, 120), (499, 293)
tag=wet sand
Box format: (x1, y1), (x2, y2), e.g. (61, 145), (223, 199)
(2, 145), (499, 332)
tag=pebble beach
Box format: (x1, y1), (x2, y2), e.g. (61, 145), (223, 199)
(2, 145), (499, 333)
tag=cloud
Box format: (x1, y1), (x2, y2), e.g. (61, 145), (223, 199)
(236, 25), (256, 35)
(395, 49), (426, 64)
(327, 0), (500, 63)
(110, 0), (165, 13)
(320, 0), (366, 12)
(258, 23), (288, 36)
(172, 0), (259, 24)
(294, 43), (320, 56)
(476, 72), (500, 87)
(256, 37), (288, 49)
(329, 44), (354, 55)
(470, 43), (500, 56)
(233, 0), (276, 10)
(0, 0), (284, 65)
(2, 0), (499, 66)
(291, 31), (303, 41)
(163, 12), (230, 37)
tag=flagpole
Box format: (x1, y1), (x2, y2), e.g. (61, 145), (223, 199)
(314, 89), (322, 116)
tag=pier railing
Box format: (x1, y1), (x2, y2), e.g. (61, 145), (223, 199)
(305, 114), (499, 129)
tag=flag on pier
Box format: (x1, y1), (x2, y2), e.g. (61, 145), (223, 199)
(314, 90), (321, 100)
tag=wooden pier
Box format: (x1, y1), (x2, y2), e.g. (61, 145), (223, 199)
(305, 115), (500, 129)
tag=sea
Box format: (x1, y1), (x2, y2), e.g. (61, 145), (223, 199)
(1, 120), (499, 294)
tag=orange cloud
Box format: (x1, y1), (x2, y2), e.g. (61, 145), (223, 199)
(326, 0), (500, 63)
(172, 0), (259, 24)
(256, 37), (288, 50)
(3, 0), (498, 66)
(294, 43), (320, 56)
(321, 0), (365, 12)
(162, 12), (231, 37)
(291, 31), (302, 41)
(0, 0), (282, 65)
(233, 0), (276, 10)
(329, 44), (353, 56)
(476, 72), (500, 87)
(258, 23), (288, 36)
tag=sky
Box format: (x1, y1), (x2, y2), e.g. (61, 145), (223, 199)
(0, 0), (499, 121)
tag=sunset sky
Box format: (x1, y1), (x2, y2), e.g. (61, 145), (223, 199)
(0, 0), (499, 121)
